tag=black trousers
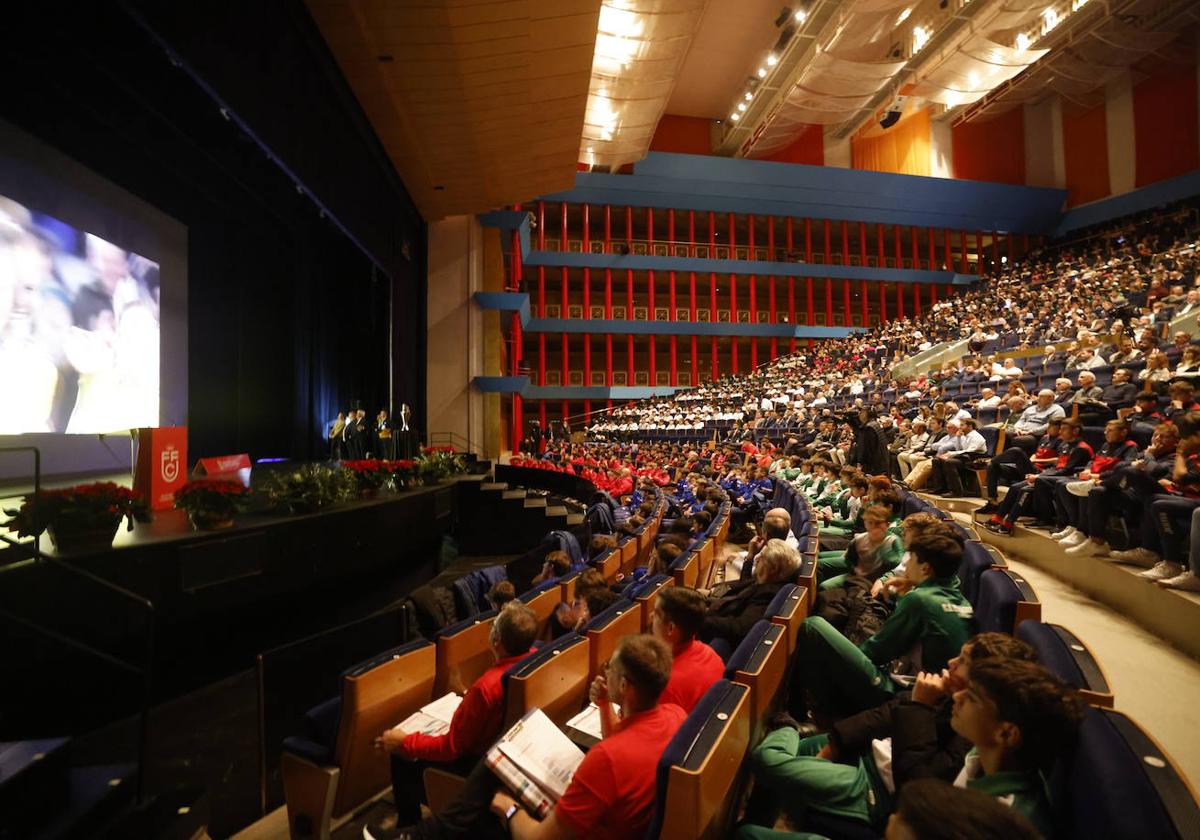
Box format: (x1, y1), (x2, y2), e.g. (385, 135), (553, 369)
(409, 758), (507, 840)
(391, 753), (480, 825)
(985, 447), (1034, 500)
(931, 455), (975, 496)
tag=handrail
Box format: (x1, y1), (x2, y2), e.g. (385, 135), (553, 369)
(426, 430), (481, 456)
(0, 445), (155, 805)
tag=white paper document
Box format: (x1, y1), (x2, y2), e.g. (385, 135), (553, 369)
(394, 692), (462, 737)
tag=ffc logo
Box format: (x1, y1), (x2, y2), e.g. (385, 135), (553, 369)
(161, 446), (180, 483)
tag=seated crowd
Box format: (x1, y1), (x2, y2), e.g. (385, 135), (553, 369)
(348, 201), (1199, 840)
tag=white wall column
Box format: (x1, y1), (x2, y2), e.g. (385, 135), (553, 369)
(1024, 96), (1065, 189)
(1105, 72), (1136, 195)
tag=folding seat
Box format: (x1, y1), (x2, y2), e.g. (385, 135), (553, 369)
(723, 620), (788, 743)
(976, 407), (998, 426)
(671, 549), (699, 588)
(558, 569), (581, 604)
(517, 579), (563, 639)
(1016, 621), (1114, 707)
(958, 542), (997, 610)
(649, 680), (752, 840)
(593, 545), (622, 582)
(1082, 426), (1106, 453)
(583, 599), (641, 682)
(434, 609), (499, 695)
(1043, 358), (1066, 377)
(630, 573), (673, 630)
(617, 534), (639, 576)
(1050, 706), (1200, 839)
(502, 632), (590, 728)
(1092, 365), (1114, 387)
(694, 536), (717, 589)
(795, 553), (818, 612)
(974, 567), (1041, 634)
(281, 639), (435, 840)
(764, 583), (808, 656)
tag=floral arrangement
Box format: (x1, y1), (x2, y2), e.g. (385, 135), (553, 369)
(174, 479), (250, 526)
(416, 447), (467, 483)
(341, 459), (396, 492)
(261, 463), (355, 513)
(3, 482), (149, 541)
(388, 459), (418, 488)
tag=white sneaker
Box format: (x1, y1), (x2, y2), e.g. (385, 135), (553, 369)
(1060, 531), (1088, 547)
(1138, 561), (1182, 581)
(1157, 571), (1200, 592)
(1108, 547), (1161, 568)
(1066, 539), (1108, 557)
(1050, 526), (1077, 541)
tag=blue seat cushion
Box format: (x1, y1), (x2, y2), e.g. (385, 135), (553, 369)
(975, 569), (1018, 634)
(723, 620), (772, 679)
(958, 542), (994, 608)
(343, 638), (432, 678)
(437, 608), (500, 639)
(502, 632), (585, 688)
(519, 579), (561, 602)
(584, 599), (637, 633)
(764, 584), (797, 618)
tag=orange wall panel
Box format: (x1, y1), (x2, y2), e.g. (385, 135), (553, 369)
(851, 108), (931, 177)
(1133, 58), (1199, 188)
(1062, 101), (1110, 206)
(649, 115), (714, 156)
(951, 108), (1025, 184)
(759, 126), (824, 165)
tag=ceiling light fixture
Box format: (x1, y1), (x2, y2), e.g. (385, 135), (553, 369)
(896, 7), (912, 23)
(758, 67), (767, 78)
(1015, 31), (1031, 50)
(766, 53), (778, 66)
(794, 8), (807, 23)
(1042, 7), (1059, 33)
(737, 102), (747, 112)
(913, 25), (930, 52)
(745, 92), (754, 101)
(731, 112), (741, 121)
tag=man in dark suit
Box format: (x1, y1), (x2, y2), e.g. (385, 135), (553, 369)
(699, 538), (799, 659)
(345, 407), (367, 459)
(375, 409), (393, 460)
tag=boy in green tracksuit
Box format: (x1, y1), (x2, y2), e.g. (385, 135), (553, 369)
(818, 505), (905, 591)
(816, 473), (867, 539)
(817, 489), (902, 578)
(949, 659), (1085, 837)
(794, 530), (974, 718)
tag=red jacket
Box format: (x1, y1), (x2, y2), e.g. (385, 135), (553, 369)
(399, 652), (527, 763)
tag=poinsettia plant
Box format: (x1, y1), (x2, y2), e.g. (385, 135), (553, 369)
(3, 482), (149, 538)
(387, 459), (419, 487)
(341, 459), (395, 491)
(174, 479), (250, 521)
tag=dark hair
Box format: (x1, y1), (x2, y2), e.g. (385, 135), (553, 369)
(487, 580), (517, 608)
(613, 634), (673, 704)
(893, 778), (1041, 840)
(590, 534), (617, 559)
(655, 586), (707, 639)
(872, 488), (902, 515)
(669, 516), (695, 535)
(907, 532), (963, 578)
(761, 512), (791, 540)
(967, 632), (1037, 664)
(544, 550), (571, 576)
(575, 568), (607, 599)
(968, 659), (1086, 770)
(1176, 410), (1200, 439)
(494, 603), (538, 656)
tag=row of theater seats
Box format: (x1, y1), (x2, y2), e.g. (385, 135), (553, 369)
(278, 478), (1197, 840)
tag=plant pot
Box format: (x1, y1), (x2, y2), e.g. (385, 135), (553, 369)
(188, 512), (236, 531)
(359, 487), (378, 499)
(288, 500), (319, 515)
(48, 518), (121, 554)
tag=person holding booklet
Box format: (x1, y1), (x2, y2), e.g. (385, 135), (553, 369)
(488, 634), (687, 840)
(364, 603), (539, 840)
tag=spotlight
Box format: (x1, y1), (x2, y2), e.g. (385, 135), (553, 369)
(794, 8), (808, 23)
(737, 102), (747, 112)
(730, 113), (741, 121)
(758, 67), (767, 78)
(766, 53), (778, 66)
(744, 92), (754, 101)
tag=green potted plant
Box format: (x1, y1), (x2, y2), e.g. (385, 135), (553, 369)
(173, 479), (250, 530)
(3, 482), (149, 554)
(262, 463), (354, 514)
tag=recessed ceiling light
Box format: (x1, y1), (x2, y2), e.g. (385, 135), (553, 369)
(758, 67), (767, 78)
(744, 92), (754, 101)
(737, 102), (747, 112)
(766, 53), (778, 66)
(794, 9), (807, 23)
(730, 113), (741, 121)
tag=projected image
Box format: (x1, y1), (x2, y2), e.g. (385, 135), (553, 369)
(0, 195), (159, 434)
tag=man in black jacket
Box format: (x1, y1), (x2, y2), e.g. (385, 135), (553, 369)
(739, 633), (1037, 833)
(699, 538), (799, 660)
(1076, 368), (1138, 424)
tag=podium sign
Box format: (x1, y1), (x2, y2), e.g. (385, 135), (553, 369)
(194, 454), (252, 478)
(134, 426), (188, 511)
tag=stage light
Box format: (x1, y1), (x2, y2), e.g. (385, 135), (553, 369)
(758, 67), (767, 78)
(730, 113), (741, 121)
(913, 26), (930, 52)
(897, 7), (912, 23)
(1015, 32), (1031, 50)
(1042, 7), (1059, 32)
(794, 8), (807, 23)
(766, 53), (778, 66)
(737, 102), (747, 112)
(745, 92), (754, 101)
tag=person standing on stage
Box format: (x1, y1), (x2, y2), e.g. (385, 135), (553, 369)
(376, 408), (393, 460)
(329, 411), (345, 460)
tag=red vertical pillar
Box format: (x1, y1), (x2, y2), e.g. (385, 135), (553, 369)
(767, 216), (777, 359)
(823, 220), (832, 325)
(859, 222), (868, 326)
(689, 211), (698, 385)
(841, 220), (851, 326)
(748, 215), (758, 369)
(537, 201), (547, 429)
(894, 225), (904, 319)
(959, 229), (969, 273)
(728, 212), (738, 374)
(787, 218), (797, 353)
(911, 225), (920, 271)
(511, 204), (524, 452)
(709, 212), (718, 380)
(876, 223), (887, 322)
(991, 231), (999, 274)
(804, 218), (813, 330)
(581, 204), (591, 419)
(647, 208), (656, 387)
(668, 209), (677, 386)
(944, 228), (953, 272)
(927, 227), (937, 271)
(603, 206), (613, 406)
(560, 202), (569, 422)
(626, 207), (634, 384)
(913, 282), (921, 316)
(930, 282), (938, 305)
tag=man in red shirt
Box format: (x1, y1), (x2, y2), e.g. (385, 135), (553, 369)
(364, 603), (538, 839)
(489, 634), (687, 840)
(652, 586), (724, 712)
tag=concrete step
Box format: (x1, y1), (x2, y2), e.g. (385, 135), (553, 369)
(480, 482), (508, 491)
(523, 498), (547, 508)
(545, 506), (569, 516)
(566, 513), (585, 526)
(502, 489), (527, 500)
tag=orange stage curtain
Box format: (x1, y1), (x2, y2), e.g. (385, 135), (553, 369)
(851, 108), (931, 177)
(649, 115), (714, 156)
(1133, 58), (1200, 188)
(760, 126), (824, 165)
(951, 108), (1025, 184)
(1062, 101), (1110, 206)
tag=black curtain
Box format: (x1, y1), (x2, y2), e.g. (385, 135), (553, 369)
(2, 1), (423, 462)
